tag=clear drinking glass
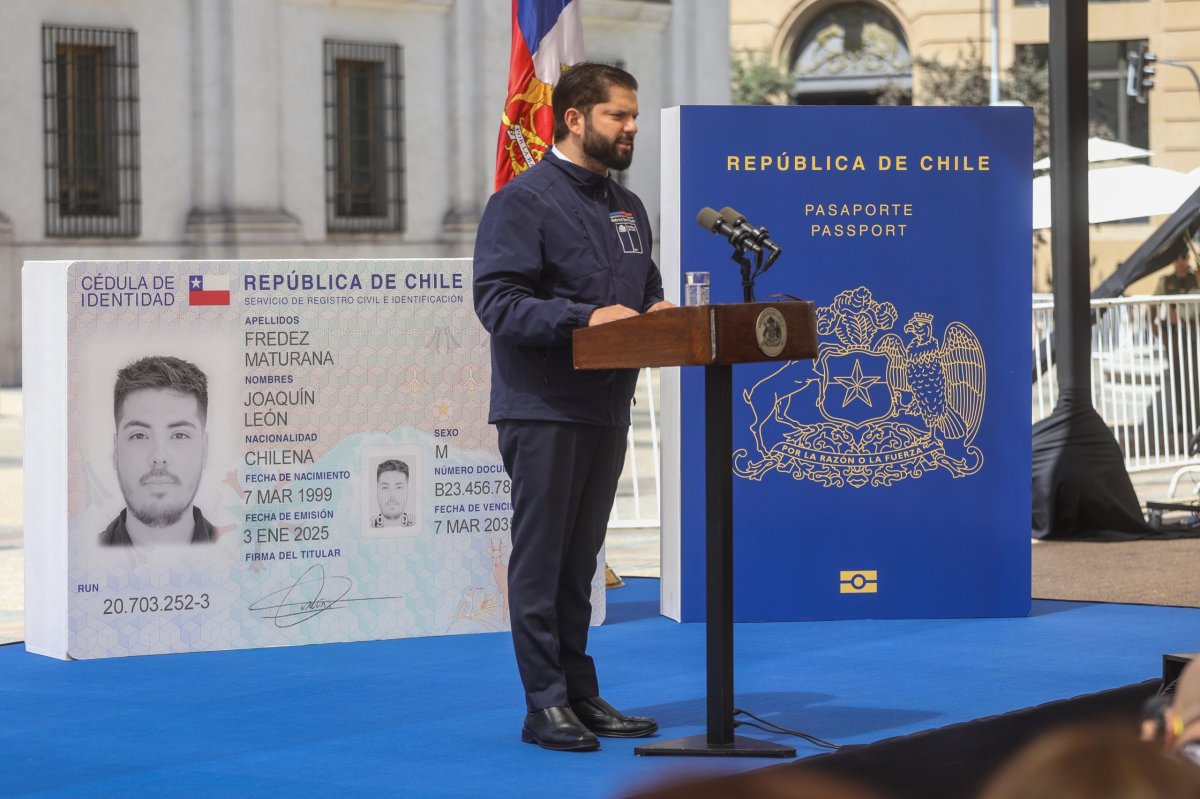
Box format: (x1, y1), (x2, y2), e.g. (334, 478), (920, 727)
(685, 272), (711, 306)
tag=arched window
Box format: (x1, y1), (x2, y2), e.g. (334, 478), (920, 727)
(790, 3), (911, 104)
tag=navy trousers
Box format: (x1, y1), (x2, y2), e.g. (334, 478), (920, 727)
(496, 420), (628, 712)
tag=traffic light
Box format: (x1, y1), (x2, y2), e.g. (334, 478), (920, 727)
(1140, 51), (1157, 102)
(1127, 45), (1157, 103)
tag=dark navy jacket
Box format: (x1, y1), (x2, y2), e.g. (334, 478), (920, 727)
(473, 152), (664, 427)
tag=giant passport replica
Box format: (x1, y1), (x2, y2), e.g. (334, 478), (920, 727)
(23, 259), (605, 659)
(659, 106), (1033, 621)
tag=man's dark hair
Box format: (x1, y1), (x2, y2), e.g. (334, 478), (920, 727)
(377, 459), (410, 481)
(114, 356), (209, 425)
(552, 62), (638, 142)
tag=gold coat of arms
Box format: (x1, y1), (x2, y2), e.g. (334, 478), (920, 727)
(735, 286), (986, 488)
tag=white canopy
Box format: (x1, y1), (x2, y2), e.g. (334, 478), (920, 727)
(1032, 137), (1153, 171)
(1032, 164), (1200, 230)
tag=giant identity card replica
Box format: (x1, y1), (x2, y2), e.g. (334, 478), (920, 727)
(23, 259), (607, 659)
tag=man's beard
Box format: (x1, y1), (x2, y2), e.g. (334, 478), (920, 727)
(125, 470), (196, 528)
(381, 500), (406, 520)
(130, 504), (190, 527)
(583, 122), (634, 171)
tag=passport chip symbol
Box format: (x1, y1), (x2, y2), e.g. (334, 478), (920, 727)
(840, 570), (878, 594)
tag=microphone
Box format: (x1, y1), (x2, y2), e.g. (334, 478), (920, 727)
(719, 207), (781, 253)
(696, 206), (762, 254)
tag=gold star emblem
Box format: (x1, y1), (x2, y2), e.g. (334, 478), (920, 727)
(832, 358), (882, 407)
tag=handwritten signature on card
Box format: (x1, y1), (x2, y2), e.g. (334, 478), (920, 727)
(249, 564), (402, 627)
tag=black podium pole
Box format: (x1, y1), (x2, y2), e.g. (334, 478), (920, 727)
(635, 362), (795, 758)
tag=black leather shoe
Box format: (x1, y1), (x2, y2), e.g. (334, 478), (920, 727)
(570, 696), (658, 738)
(521, 707), (600, 751)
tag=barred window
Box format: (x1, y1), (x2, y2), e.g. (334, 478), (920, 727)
(324, 40), (405, 233)
(42, 25), (140, 237)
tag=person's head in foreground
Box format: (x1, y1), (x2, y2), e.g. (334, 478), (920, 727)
(982, 723), (1200, 799)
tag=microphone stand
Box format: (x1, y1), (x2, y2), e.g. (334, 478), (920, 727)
(761, 246), (780, 274)
(732, 245), (756, 303)
(731, 235), (776, 304)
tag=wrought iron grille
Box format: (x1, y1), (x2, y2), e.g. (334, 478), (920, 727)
(324, 40), (405, 233)
(42, 25), (140, 237)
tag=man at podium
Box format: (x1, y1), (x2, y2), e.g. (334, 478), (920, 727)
(473, 62), (672, 751)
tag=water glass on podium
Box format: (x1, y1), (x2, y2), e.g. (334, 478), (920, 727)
(685, 272), (710, 306)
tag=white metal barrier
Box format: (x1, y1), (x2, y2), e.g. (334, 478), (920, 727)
(609, 368), (662, 528)
(1034, 294), (1200, 471)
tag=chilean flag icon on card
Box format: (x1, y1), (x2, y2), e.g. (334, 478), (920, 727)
(188, 274), (230, 306)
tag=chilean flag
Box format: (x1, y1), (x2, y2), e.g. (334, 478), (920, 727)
(494, 0), (584, 190)
(188, 274), (230, 306)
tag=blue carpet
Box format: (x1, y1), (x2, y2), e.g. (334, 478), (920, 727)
(2, 578), (1197, 798)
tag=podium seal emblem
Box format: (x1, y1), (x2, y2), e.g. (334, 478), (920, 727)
(756, 307), (787, 357)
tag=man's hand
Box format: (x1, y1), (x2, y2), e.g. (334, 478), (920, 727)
(646, 300), (677, 313)
(588, 305), (639, 326)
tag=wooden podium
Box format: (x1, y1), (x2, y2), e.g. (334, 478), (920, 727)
(575, 301), (817, 757)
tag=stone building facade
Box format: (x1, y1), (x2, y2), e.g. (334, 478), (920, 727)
(0, 0), (730, 386)
(730, 0), (1200, 293)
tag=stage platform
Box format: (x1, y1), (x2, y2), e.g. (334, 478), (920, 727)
(2, 577), (1196, 798)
